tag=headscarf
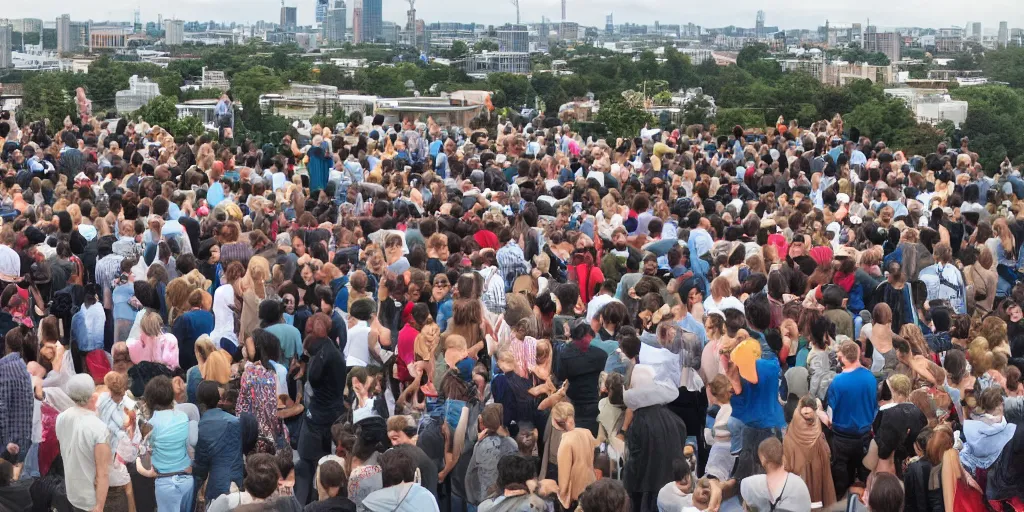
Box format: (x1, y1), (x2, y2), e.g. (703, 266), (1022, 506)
(809, 246), (833, 268)
(783, 408), (837, 509)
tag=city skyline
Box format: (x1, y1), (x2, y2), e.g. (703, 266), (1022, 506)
(7, 0), (1024, 32)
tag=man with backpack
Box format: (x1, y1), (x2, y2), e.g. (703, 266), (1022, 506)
(919, 242), (968, 314)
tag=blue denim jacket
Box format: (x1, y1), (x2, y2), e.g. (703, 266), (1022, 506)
(193, 408), (244, 500)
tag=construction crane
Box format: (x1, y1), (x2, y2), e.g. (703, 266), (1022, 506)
(510, 0), (520, 25)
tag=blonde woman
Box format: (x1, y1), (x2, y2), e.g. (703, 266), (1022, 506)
(549, 402), (598, 509)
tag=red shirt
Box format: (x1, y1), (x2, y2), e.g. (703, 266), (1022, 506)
(396, 324), (419, 383)
(474, 230), (500, 251)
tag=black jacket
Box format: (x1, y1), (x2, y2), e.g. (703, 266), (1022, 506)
(902, 458), (943, 512)
(304, 496), (357, 512)
(306, 337), (347, 427)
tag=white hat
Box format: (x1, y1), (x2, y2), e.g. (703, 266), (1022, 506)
(849, 215), (863, 225)
(836, 193), (850, 205)
(769, 148), (780, 161)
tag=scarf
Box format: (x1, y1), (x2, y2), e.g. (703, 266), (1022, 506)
(833, 271), (856, 292)
(783, 415), (837, 509)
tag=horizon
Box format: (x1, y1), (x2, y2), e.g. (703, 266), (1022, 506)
(7, 0), (1024, 34)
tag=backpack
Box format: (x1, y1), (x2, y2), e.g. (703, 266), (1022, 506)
(237, 362), (287, 453)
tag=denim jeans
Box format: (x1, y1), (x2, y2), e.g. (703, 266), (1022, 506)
(154, 474), (194, 512)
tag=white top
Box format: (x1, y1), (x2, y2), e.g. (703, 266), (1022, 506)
(0, 245), (19, 277)
(346, 322), (372, 367)
(586, 294), (620, 322)
(56, 406), (109, 510)
(210, 285), (239, 347)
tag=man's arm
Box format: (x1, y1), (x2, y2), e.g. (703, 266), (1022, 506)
(93, 441), (111, 512)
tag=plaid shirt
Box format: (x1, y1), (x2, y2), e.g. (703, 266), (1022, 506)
(479, 266), (506, 314)
(95, 253), (125, 309)
(0, 353), (33, 452)
(496, 240), (529, 285)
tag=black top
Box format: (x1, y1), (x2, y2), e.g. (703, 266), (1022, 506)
(306, 336), (348, 426)
(555, 342), (606, 434)
(872, 402), (928, 470)
(304, 496), (357, 512)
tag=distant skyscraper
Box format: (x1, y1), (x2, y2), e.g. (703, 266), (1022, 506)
(163, 19), (184, 45)
(497, 24), (528, 52)
(361, 0), (382, 42)
(353, 0), (363, 42)
(971, 22), (981, 41)
(999, 21), (1009, 47)
(0, 23), (12, 70)
(56, 14), (71, 53)
(756, 10), (765, 38)
(863, 27), (901, 63)
(325, 0), (346, 43)
(561, 0), (566, 22)
(605, 14), (613, 34)
(280, 6), (297, 30)
(316, 0), (330, 23)
(406, 4), (417, 48)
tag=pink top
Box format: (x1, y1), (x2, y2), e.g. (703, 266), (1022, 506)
(510, 336), (538, 378)
(127, 333), (180, 370)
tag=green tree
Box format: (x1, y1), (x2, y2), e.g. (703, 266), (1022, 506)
(473, 40), (498, 53)
(130, 95), (178, 126)
(950, 85), (1024, 169)
(948, 52), (979, 71)
(318, 64), (356, 90)
(531, 73), (567, 115)
(713, 108), (766, 133)
(681, 95), (713, 125)
(487, 73), (534, 108)
(982, 47), (1024, 88)
(660, 46), (696, 91)
(843, 96), (916, 147)
(446, 41), (470, 60)
(158, 75), (182, 98)
(19, 74), (76, 130)
(354, 65), (413, 97)
(595, 97), (654, 138)
(560, 75), (590, 99)
(897, 123), (948, 158)
(231, 66), (286, 97)
(167, 116), (209, 139)
(167, 59), (205, 82)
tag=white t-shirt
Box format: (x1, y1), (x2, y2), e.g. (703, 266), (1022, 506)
(346, 322), (372, 367)
(56, 407), (109, 510)
(739, 473), (812, 512)
(0, 245), (19, 277)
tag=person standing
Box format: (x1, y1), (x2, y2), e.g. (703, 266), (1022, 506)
(171, 290), (215, 371)
(823, 341), (878, 497)
(56, 374), (111, 512)
(740, 438), (813, 512)
(192, 381), (244, 504)
(296, 313), (348, 506)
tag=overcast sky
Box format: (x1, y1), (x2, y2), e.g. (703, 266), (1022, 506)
(15, 0), (1024, 32)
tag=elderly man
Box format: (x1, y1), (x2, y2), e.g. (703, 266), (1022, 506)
(56, 374), (112, 512)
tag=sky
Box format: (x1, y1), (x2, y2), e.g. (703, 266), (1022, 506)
(12, 0), (1024, 33)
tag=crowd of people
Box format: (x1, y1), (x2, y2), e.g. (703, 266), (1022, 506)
(0, 103), (1022, 512)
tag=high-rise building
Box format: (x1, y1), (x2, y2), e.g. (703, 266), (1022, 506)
(999, 21), (1009, 47)
(605, 14), (613, 35)
(325, 0), (346, 43)
(8, 19), (43, 36)
(280, 6), (297, 31)
(863, 27), (901, 63)
(756, 10), (765, 38)
(56, 14), (71, 53)
(558, 21), (579, 41)
(353, 0), (363, 43)
(0, 23), (12, 70)
(406, 6), (417, 47)
(163, 19), (185, 45)
(497, 24), (528, 52)
(361, 0), (382, 42)
(971, 22), (982, 41)
(316, 0), (330, 23)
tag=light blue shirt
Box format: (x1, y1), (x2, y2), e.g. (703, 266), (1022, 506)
(149, 409), (197, 474)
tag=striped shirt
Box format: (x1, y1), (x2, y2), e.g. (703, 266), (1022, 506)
(496, 240), (528, 285)
(95, 254), (125, 309)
